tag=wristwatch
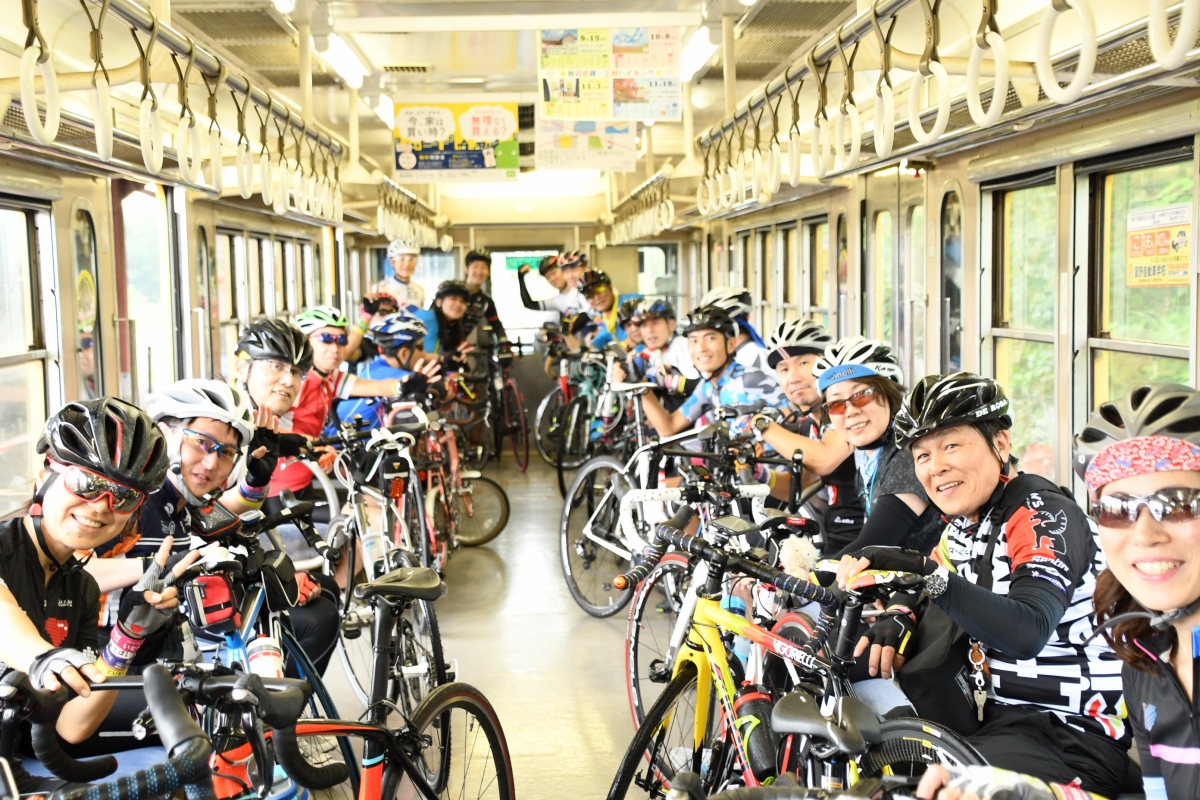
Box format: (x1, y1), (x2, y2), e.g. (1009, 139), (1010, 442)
(752, 414), (772, 436)
(924, 565), (951, 599)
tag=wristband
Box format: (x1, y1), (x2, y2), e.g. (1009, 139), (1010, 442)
(97, 625), (146, 676)
(239, 478), (268, 505)
(356, 320), (370, 333)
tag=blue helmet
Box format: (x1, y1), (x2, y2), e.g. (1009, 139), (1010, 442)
(371, 312), (428, 350)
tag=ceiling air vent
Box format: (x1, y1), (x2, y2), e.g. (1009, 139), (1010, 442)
(384, 64), (431, 73)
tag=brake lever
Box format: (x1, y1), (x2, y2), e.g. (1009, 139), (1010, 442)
(242, 706), (274, 799)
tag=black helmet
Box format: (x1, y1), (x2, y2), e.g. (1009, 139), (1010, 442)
(435, 279), (471, 301)
(579, 269), (613, 297)
(617, 296), (646, 327)
(1074, 383), (1200, 481)
(37, 397), (170, 494)
(237, 319), (314, 372)
(538, 255), (560, 275)
(680, 305), (738, 339)
(894, 372), (1011, 449)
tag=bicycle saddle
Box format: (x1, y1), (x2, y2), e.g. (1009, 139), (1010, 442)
(771, 691), (881, 755)
(354, 566), (446, 602)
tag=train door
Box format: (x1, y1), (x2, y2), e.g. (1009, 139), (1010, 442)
(752, 227), (772, 332)
(779, 225), (798, 322)
(112, 180), (180, 404)
(801, 217), (831, 330)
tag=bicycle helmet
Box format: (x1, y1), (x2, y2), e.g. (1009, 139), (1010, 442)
(1074, 383), (1200, 484)
(701, 287), (753, 320)
(812, 336), (903, 393)
(236, 319), (314, 372)
(371, 312), (428, 350)
(464, 250), (491, 267)
(680, 305), (738, 339)
(617, 295), (646, 328)
(295, 304), (349, 335)
(37, 397), (170, 494)
(435, 279), (471, 301)
(579, 269), (613, 297)
(387, 239), (419, 258)
(538, 255), (560, 275)
(893, 373), (1011, 449)
(559, 251), (587, 269)
(634, 298), (676, 324)
(766, 318), (835, 368)
(146, 379), (256, 447)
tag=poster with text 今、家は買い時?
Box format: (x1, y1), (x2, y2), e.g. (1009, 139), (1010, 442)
(392, 102), (519, 182)
(535, 120), (636, 172)
(537, 28), (679, 121)
(1126, 203), (1191, 287)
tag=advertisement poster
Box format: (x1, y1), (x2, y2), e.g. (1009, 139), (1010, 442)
(1127, 203), (1191, 287)
(535, 119), (636, 171)
(393, 102), (519, 182)
(538, 28), (680, 121)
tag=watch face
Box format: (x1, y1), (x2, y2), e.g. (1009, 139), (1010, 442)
(754, 415), (771, 431)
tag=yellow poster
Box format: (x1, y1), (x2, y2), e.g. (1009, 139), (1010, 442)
(1127, 203), (1191, 287)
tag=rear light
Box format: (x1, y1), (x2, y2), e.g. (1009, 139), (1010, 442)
(389, 477), (406, 499)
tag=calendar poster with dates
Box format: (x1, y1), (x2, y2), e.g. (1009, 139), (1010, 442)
(538, 28), (680, 121)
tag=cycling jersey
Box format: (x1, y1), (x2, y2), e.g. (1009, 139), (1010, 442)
(837, 433), (942, 557)
(371, 276), (426, 309)
(271, 369), (357, 495)
(336, 357), (411, 431)
(784, 410), (865, 555)
(463, 290), (506, 339)
(517, 271), (586, 318)
(677, 361), (783, 424)
(931, 478), (1127, 744)
(1125, 644), (1197, 800)
(734, 339), (771, 373)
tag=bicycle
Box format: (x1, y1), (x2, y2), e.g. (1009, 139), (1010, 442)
(443, 334), (533, 472)
(555, 344), (624, 496)
(606, 518), (983, 798)
(533, 323), (572, 465)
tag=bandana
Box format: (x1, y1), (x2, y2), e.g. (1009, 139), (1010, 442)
(1084, 435), (1200, 498)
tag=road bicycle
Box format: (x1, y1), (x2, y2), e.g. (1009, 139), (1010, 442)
(533, 322), (572, 465)
(442, 334), (532, 472)
(555, 344), (624, 495)
(606, 518), (983, 798)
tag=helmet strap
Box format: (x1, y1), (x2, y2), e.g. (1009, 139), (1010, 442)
(29, 472), (87, 573)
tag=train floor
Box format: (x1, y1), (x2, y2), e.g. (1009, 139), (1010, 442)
(321, 455), (632, 798)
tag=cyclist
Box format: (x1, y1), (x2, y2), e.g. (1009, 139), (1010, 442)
(462, 251), (507, 340)
(617, 295), (645, 351)
(844, 372), (1131, 798)
(730, 319), (863, 554)
(580, 269), (637, 347)
(336, 313), (438, 430)
(429, 279), (474, 365)
(0, 398), (176, 769)
(517, 254), (586, 319)
(371, 239), (425, 309)
(634, 305), (781, 437)
(700, 286), (768, 372)
(809, 336), (941, 562)
(629, 298), (698, 412)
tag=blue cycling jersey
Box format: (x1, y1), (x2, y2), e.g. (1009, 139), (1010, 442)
(334, 356), (411, 432)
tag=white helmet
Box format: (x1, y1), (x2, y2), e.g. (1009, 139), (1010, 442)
(812, 336), (903, 393)
(387, 240), (420, 259)
(146, 379), (256, 448)
(700, 286), (753, 319)
(766, 318), (835, 369)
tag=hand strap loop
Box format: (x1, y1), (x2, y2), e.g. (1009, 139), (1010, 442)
(79, 0), (112, 85)
(171, 37), (197, 125)
(131, 15), (161, 110)
(870, 6), (897, 94)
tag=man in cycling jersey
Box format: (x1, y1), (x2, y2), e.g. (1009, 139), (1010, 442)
(580, 269), (638, 348)
(844, 373), (1132, 797)
(634, 305), (782, 437)
(371, 239), (425, 309)
(462, 251), (507, 340)
(627, 298), (698, 412)
(701, 286), (769, 372)
(337, 313), (434, 430)
(617, 296), (645, 351)
(517, 254), (586, 319)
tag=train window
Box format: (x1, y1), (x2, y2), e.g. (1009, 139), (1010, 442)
(992, 181), (1057, 479)
(905, 205), (926, 375)
(940, 192), (964, 371)
(869, 210), (894, 342)
(303, 243), (316, 308)
(248, 237), (264, 317)
(119, 186), (175, 400)
(736, 233), (750, 289)
(836, 214), (849, 337)
(0, 208), (44, 515)
(272, 239), (286, 316)
(780, 227), (796, 319)
(756, 229), (772, 332)
(72, 210), (102, 398)
(805, 219), (830, 328)
(214, 232), (240, 376)
(1090, 158), (1192, 405)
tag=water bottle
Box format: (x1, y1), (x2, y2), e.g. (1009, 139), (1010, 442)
(362, 528), (387, 578)
(248, 635), (285, 679)
(733, 684), (778, 784)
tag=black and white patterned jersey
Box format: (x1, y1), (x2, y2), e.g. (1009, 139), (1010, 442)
(931, 480), (1127, 743)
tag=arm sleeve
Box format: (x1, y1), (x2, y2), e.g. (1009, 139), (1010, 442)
(835, 493), (919, 558)
(934, 571), (1068, 659)
(486, 297), (507, 339)
(517, 271), (545, 311)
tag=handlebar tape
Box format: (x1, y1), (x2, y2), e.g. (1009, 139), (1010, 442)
(54, 739), (215, 800)
(612, 506), (696, 591)
(143, 665), (207, 756)
(31, 722), (118, 783)
(273, 727), (351, 790)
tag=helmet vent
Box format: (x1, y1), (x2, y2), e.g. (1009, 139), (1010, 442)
(1097, 402), (1125, 429)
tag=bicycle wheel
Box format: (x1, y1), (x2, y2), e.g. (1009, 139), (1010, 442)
(426, 484), (452, 571)
(501, 379), (529, 471)
(534, 385), (566, 465)
(760, 612), (818, 698)
(282, 626), (360, 795)
(452, 475), (510, 547)
(856, 717), (985, 778)
(556, 394), (593, 496)
(385, 682), (516, 800)
(392, 551), (448, 719)
(626, 553), (692, 727)
(404, 477), (431, 569)
(608, 661), (721, 800)
(560, 456), (635, 617)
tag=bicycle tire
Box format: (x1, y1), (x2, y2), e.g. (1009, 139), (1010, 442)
(404, 477), (432, 569)
(383, 681), (516, 800)
(502, 379), (529, 471)
(426, 484), (451, 572)
(760, 612), (818, 698)
(556, 394), (593, 496)
(608, 661), (720, 800)
(451, 475), (510, 547)
(560, 456), (635, 617)
(534, 385), (566, 465)
(856, 717), (985, 778)
(626, 552), (692, 727)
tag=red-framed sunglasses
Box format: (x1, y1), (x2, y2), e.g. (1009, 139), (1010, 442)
(823, 386), (878, 416)
(48, 461), (146, 513)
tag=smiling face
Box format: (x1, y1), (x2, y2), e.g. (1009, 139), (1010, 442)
(438, 294), (468, 321)
(163, 417), (240, 498)
(638, 317), (674, 350)
(1097, 470), (1200, 615)
(563, 264), (584, 289)
(465, 260), (491, 290)
(37, 469), (135, 560)
(911, 424), (1010, 518)
(587, 285), (615, 314)
(238, 357), (302, 416)
(686, 329), (733, 375)
(543, 266), (566, 291)
(825, 379), (892, 447)
(390, 253), (417, 281)
(775, 353), (821, 411)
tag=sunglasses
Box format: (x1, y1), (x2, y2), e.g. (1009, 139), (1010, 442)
(314, 332), (348, 346)
(259, 359), (305, 381)
(583, 284), (610, 298)
(49, 462), (145, 513)
(824, 386), (878, 416)
(1091, 488), (1200, 528)
(178, 427), (242, 466)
